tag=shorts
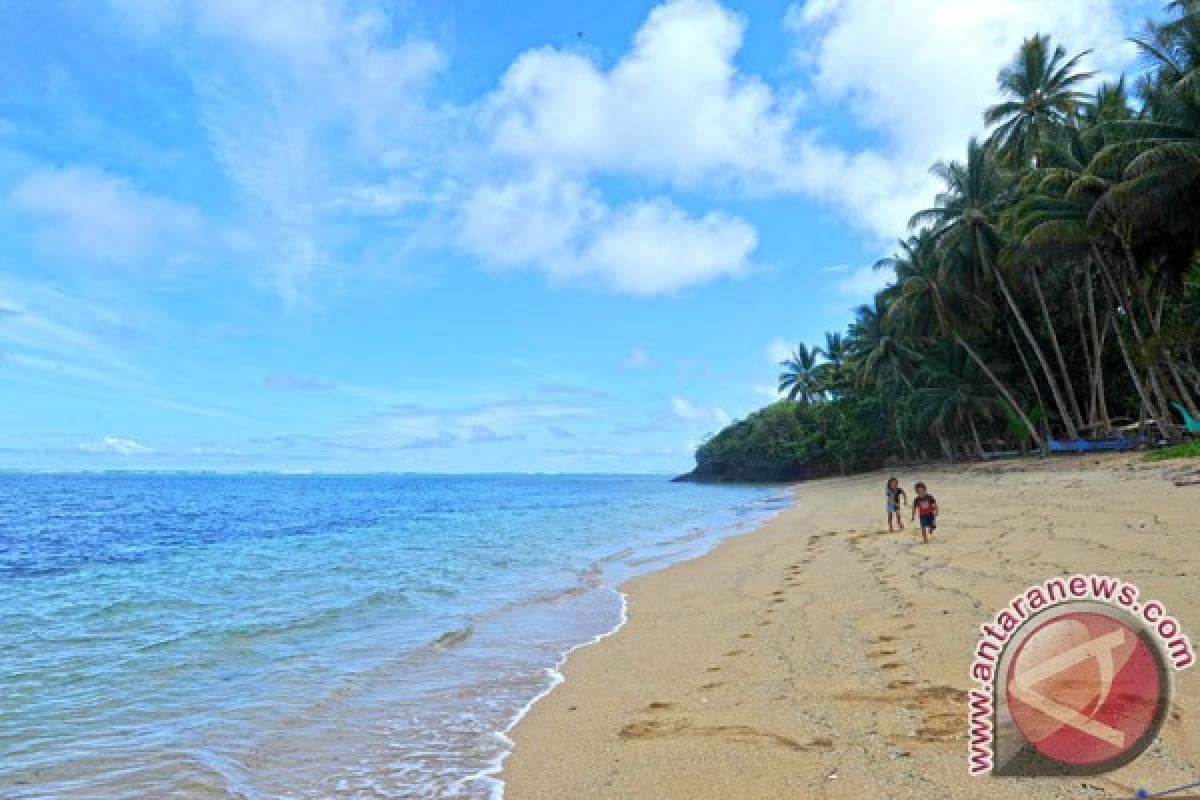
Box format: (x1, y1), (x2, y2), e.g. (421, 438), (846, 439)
(886, 501), (898, 513)
(920, 514), (936, 529)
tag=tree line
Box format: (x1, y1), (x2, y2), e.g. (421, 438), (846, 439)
(686, 3), (1200, 483)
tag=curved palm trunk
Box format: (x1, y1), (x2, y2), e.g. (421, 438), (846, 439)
(935, 424), (956, 463)
(979, 234), (1079, 440)
(968, 414), (985, 459)
(1146, 282), (1200, 418)
(1094, 260), (1172, 440)
(1095, 313), (1112, 430)
(1031, 263), (1085, 431)
(1084, 263), (1112, 431)
(1093, 244), (1174, 432)
(1071, 267), (1096, 426)
(954, 333), (1046, 452)
(1007, 320), (1046, 414)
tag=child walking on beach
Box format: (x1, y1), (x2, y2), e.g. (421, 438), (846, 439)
(886, 477), (906, 532)
(911, 482), (938, 543)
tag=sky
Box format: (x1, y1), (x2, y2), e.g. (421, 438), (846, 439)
(0, 0), (1164, 472)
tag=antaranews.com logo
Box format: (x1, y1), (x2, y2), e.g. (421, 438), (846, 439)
(968, 574), (1194, 777)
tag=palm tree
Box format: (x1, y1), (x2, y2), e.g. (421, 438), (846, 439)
(778, 343), (822, 404)
(911, 138), (1083, 439)
(984, 34), (1094, 168)
(885, 228), (1047, 451)
(816, 331), (850, 397)
(912, 341), (1002, 459)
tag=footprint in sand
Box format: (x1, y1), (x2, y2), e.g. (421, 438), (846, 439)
(724, 649), (745, 657)
(881, 662), (901, 670)
(705, 666), (722, 673)
(700, 681), (724, 690)
(646, 701), (676, 710)
(738, 633), (753, 639)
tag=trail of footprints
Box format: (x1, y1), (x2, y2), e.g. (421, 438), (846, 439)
(616, 528), (968, 756)
(616, 533), (834, 753)
(850, 530), (968, 747)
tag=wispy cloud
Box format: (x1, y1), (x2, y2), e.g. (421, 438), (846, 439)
(537, 382), (608, 399)
(764, 338), (795, 364)
(111, 0), (448, 305)
(833, 264), (891, 298)
(623, 347), (653, 368)
(670, 395), (731, 426)
(753, 383), (781, 401)
(9, 165), (202, 266)
(264, 370), (336, 391)
(78, 435), (151, 454)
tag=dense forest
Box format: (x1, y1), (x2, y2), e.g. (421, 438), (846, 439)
(682, 2), (1200, 483)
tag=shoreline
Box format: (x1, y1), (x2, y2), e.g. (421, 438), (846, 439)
(499, 455), (1200, 799)
(467, 489), (795, 798)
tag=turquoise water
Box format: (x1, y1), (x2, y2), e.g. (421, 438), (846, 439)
(0, 473), (787, 798)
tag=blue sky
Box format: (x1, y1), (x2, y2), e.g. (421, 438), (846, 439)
(0, 0), (1162, 472)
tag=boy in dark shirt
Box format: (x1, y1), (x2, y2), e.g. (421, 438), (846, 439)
(911, 482), (938, 543)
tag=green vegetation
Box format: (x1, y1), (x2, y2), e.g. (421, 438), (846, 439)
(1145, 441), (1200, 462)
(683, 5), (1200, 483)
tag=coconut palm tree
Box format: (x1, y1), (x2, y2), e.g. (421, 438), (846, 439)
(911, 340), (1002, 459)
(885, 228), (1047, 451)
(911, 138), (1083, 439)
(984, 34), (1095, 168)
(777, 343), (823, 404)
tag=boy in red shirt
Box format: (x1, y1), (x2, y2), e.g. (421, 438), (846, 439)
(911, 482), (938, 543)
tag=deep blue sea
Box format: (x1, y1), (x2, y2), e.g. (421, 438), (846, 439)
(0, 473), (787, 799)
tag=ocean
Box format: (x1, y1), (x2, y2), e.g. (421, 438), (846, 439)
(0, 473), (788, 798)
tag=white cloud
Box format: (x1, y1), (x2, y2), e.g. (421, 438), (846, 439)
(264, 370), (336, 391)
(670, 395), (731, 426)
(460, 169), (755, 295)
(833, 264), (892, 298)
(9, 166), (201, 265)
(753, 383), (781, 400)
(482, 0), (802, 188)
(100, 0), (1142, 301)
(764, 338), (795, 364)
(464, 0), (790, 294)
(79, 436), (151, 455)
(624, 347), (653, 368)
(784, 0), (1137, 238)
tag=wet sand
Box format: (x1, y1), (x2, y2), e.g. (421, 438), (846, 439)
(501, 455), (1200, 799)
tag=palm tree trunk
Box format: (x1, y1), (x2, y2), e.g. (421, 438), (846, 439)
(968, 414), (985, 459)
(1085, 262), (1111, 431)
(935, 424), (955, 463)
(1095, 313), (1112, 431)
(1031, 264), (1085, 431)
(1146, 283), (1200, 418)
(983, 242), (1079, 440)
(955, 333), (1046, 452)
(1092, 243), (1173, 435)
(1114, 238), (1176, 422)
(1071, 266), (1096, 427)
(1007, 320), (1046, 415)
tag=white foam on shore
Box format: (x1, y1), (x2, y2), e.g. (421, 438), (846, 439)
(463, 585), (630, 800)
(462, 489), (794, 799)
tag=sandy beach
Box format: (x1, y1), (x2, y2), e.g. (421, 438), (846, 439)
(501, 455), (1200, 799)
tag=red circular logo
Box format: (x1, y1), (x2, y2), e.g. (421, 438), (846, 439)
(1005, 610), (1167, 768)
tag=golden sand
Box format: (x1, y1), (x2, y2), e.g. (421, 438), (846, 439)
(501, 455), (1200, 799)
